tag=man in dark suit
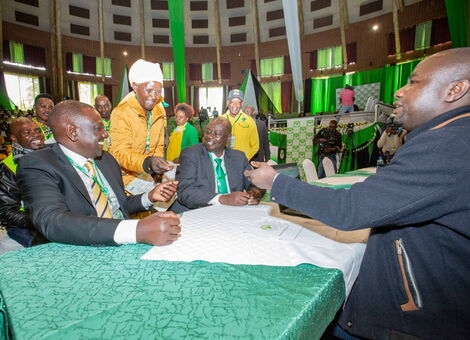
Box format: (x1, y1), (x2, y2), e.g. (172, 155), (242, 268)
(17, 100), (181, 246)
(170, 118), (261, 213)
(244, 105), (271, 162)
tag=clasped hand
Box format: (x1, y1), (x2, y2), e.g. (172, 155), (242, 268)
(148, 180), (178, 202)
(219, 189), (261, 206)
(137, 211), (181, 246)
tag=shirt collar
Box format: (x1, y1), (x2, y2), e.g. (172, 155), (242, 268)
(59, 144), (90, 167)
(209, 150), (225, 160)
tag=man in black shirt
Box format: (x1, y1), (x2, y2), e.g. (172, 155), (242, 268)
(312, 120), (342, 178)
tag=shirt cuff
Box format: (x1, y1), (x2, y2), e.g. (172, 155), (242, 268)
(209, 194), (222, 205)
(141, 191), (153, 209)
(113, 220), (138, 244)
(272, 173), (280, 187)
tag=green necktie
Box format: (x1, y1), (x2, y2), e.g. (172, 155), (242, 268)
(214, 158), (228, 194)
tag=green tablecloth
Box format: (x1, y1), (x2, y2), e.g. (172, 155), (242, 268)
(0, 243), (345, 339)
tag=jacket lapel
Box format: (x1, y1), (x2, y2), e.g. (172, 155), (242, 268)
(224, 149), (237, 192)
(52, 144), (93, 206)
(201, 145), (216, 193)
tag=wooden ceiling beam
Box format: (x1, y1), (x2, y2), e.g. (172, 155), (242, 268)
(393, 0), (402, 60)
(252, 0), (261, 79)
(214, 0), (222, 84)
(339, 0), (349, 69)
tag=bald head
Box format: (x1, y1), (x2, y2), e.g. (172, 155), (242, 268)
(94, 95), (112, 120)
(204, 118), (232, 157)
(10, 117), (44, 150)
(393, 48), (470, 131)
(244, 105), (255, 117)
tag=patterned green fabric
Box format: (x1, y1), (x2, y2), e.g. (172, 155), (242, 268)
(0, 244), (345, 339)
(286, 118), (315, 163)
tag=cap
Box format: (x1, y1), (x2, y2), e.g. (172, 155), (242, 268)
(128, 59), (163, 85)
(227, 89), (244, 101)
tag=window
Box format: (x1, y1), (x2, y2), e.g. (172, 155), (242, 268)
(260, 57), (283, 77)
(317, 46), (342, 69)
(78, 82), (104, 106)
(414, 21), (432, 50)
(199, 87), (223, 114)
(202, 63), (213, 82)
(96, 57), (112, 77)
(4, 73), (40, 110)
(162, 62), (174, 80)
(260, 81), (281, 112)
(67, 53), (112, 78)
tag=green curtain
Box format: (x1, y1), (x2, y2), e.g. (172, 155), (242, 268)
(272, 57), (284, 76)
(89, 83), (104, 102)
(317, 49), (329, 69)
(168, 0), (186, 102)
(260, 58), (272, 77)
(445, 0), (469, 48)
(310, 59), (422, 114)
(9, 42), (25, 64)
(414, 21), (432, 50)
(202, 63), (213, 82)
(339, 124), (379, 173)
(162, 62), (174, 80)
(261, 81), (281, 113)
(332, 46), (342, 67)
(72, 53), (83, 73)
(96, 57), (112, 77)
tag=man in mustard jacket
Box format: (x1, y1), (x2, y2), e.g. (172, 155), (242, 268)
(221, 90), (259, 160)
(109, 59), (173, 186)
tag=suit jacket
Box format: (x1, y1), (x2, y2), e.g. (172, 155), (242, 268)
(170, 143), (253, 213)
(17, 143), (145, 246)
(251, 118), (271, 162)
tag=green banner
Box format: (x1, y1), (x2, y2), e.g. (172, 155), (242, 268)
(168, 0), (186, 103)
(445, 0), (469, 48)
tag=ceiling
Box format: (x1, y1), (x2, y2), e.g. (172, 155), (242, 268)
(3, 0), (423, 47)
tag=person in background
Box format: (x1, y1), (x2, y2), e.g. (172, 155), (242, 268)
(377, 123), (407, 164)
(94, 95), (113, 150)
(0, 118), (47, 247)
(244, 105), (271, 162)
(171, 118), (261, 213)
(31, 93), (55, 144)
(211, 107), (219, 118)
(18, 100), (180, 247)
(221, 89), (259, 160)
(312, 120), (342, 178)
(245, 48), (470, 340)
(338, 85), (355, 115)
(166, 103), (199, 163)
(109, 59), (173, 186)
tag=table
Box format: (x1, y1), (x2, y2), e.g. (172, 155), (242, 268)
(0, 205), (365, 340)
(311, 167), (376, 189)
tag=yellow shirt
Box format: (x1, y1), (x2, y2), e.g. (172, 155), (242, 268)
(221, 111), (259, 160)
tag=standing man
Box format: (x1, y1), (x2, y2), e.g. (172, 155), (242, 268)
(244, 105), (270, 162)
(31, 93), (55, 144)
(245, 48), (470, 339)
(338, 85), (355, 115)
(221, 90), (259, 160)
(109, 59), (173, 186)
(171, 118), (260, 213)
(17, 100), (180, 246)
(95, 95), (112, 150)
(0, 118), (47, 247)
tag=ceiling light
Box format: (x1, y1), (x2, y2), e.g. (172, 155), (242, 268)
(123, 51), (128, 56)
(372, 25), (379, 31)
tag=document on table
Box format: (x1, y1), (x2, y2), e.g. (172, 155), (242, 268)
(141, 205), (366, 296)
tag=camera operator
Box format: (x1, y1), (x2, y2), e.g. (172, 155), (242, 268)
(377, 123), (407, 164)
(313, 120), (342, 178)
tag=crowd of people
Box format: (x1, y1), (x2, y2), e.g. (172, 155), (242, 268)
(1, 48), (469, 339)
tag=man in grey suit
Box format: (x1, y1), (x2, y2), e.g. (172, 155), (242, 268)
(244, 105), (271, 162)
(170, 118), (261, 213)
(17, 100), (181, 246)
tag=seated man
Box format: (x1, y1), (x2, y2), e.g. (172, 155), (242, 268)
(312, 120), (342, 178)
(171, 117), (261, 213)
(0, 118), (48, 247)
(17, 100), (181, 246)
(377, 123), (407, 164)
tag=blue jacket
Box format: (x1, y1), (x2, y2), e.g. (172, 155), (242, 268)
(271, 106), (470, 339)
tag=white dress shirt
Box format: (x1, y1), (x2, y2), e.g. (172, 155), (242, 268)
(208, 151), (231, 205)
(59, 145), (153, 244)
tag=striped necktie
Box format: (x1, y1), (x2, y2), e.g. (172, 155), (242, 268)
(84, 161), (113, 218)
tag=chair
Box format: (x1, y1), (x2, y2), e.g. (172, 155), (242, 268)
(302, 159), (319, 182)
(267, 159), (278, 165)
(322, 157), (336, 177)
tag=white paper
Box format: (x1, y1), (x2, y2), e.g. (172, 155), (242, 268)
(125, 177), (155, 195)
(314, 176), (368, 186)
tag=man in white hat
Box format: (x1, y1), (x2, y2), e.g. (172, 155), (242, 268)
(109, 59), (173, 186)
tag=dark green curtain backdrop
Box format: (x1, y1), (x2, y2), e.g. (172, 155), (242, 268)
(168, 0), (186, 103)
(310, 59), (422, 115)
(445, 0), (469, 48)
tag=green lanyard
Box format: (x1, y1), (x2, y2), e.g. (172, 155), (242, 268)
(227, 112), (243, 127)
(145, 110), (152, 153)
(65, 156), (112, 203)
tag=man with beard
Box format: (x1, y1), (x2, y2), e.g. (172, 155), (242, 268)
(171, 118), (261, 213)
(245, 48), (470, 339)
(0, 118), (47, 247)
(109, 59), (173, 186)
